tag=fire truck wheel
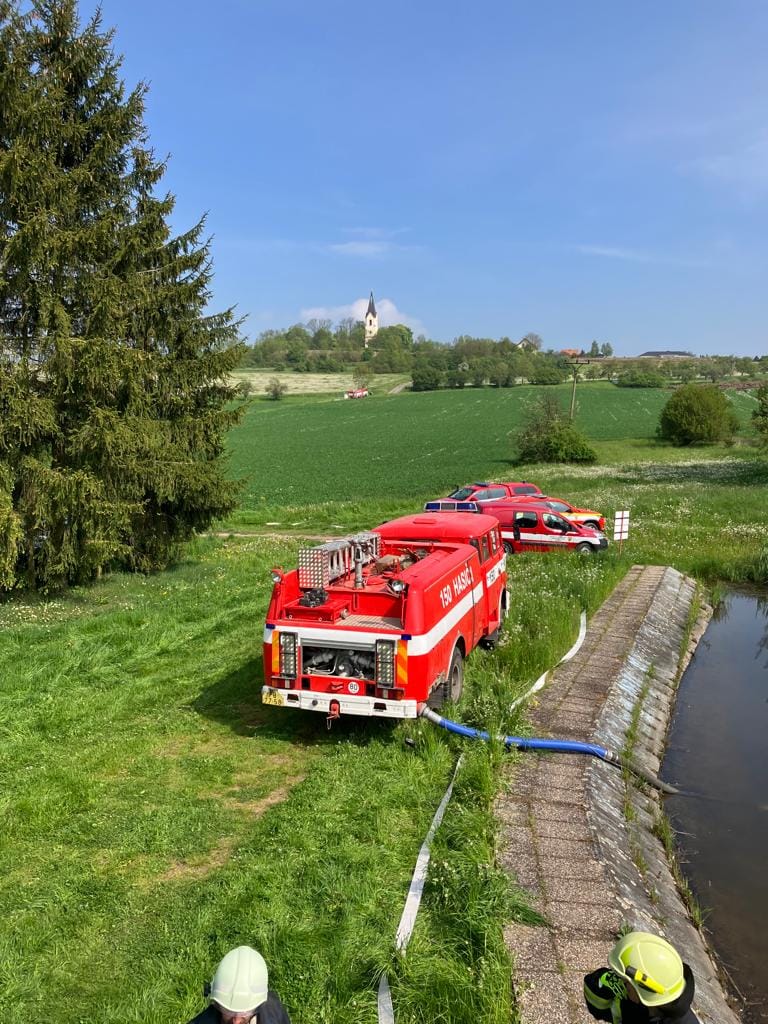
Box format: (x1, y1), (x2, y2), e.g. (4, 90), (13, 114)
(583, 520), (599, 530)
(576, 542), (593, 555)
(427, 646), (464, 709)
(503, 541), (515, 555)
(447, 647), (464, 702)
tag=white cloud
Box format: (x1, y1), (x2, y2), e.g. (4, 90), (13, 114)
(328, 241), (394, 257)
(575, 244), (710, 269)
(576, 244), (653, 263)
(301, 297), (425, 334)
(683, 137), (768, 195)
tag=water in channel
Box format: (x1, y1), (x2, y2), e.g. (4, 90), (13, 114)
(662, 590), (768, 1023)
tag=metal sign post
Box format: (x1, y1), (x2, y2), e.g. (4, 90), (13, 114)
(613, 510), (630, 554)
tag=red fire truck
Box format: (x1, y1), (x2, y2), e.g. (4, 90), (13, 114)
(262, 512), (507, 720)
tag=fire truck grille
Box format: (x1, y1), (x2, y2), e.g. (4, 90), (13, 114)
(302, 644), (376, 680)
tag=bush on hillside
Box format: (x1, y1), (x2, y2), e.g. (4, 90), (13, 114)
(657, 384), (739, 445)
(411, 364), (444, 391)
(515, 395), (597, 464)
(265, 377), (287, 401)
(616, 369), (666, 388)
(529, 365), (567, 385)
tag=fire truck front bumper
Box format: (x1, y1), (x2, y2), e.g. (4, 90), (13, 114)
(261, 686), (419, 719)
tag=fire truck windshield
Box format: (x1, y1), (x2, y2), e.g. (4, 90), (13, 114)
(448, 486), (474, 500)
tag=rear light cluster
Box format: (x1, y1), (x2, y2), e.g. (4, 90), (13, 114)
(375, 639), (404, 699)
(375, 640), (396, 686)
(278, 632), (297, 678)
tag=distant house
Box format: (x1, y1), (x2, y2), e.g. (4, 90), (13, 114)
(638, 350), (692, 359)
(560, 348), (582, 358)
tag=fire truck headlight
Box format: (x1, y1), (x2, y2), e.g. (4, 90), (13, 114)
(388, 579), (407, 595)
(270, 568), (284, 584)
(279, 632), (297, 678)
(376, 639), (396, 687)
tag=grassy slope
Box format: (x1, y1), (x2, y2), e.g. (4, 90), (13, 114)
(1, 532), (628, 1024)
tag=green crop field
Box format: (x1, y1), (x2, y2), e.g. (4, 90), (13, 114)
(225, 383), (758, 529)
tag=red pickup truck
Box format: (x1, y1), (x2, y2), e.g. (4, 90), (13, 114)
(442, 480), (542, 503)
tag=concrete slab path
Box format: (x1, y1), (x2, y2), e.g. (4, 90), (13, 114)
(497, 565), (739, 1024)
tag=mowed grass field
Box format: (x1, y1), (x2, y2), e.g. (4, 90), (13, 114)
(231, 369), (409, 395)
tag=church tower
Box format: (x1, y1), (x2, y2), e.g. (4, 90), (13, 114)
(364, 291), (379, 348)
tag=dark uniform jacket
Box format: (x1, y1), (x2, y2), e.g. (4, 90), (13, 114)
(584, 963), (700, 1023)
(186, 992), (291, 1024)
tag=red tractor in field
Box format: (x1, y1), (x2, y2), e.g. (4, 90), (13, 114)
(262, 512), (507, 721)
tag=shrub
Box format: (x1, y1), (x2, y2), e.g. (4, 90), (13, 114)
(515, 395), (597, 464)
(616, 369), (666, 388)
(265, 377), (287, 401)
(411, 365), (444, 391)
(529, 365), (566, 385)
(657, 384), (739, 445)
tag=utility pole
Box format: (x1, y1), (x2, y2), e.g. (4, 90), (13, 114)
(569, 362), (578, 421)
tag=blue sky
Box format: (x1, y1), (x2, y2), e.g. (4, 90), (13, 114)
(87, 1), (767, 354)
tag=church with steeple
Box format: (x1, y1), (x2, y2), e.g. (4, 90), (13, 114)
(364, 291), (378, 348)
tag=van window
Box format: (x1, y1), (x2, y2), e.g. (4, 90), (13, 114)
(489, 530), (497, 553)
(514, 511), (538, 529)
(512, 485), (539, 495)
(543, 513), (570, 532)
(480, 535), (490, 561)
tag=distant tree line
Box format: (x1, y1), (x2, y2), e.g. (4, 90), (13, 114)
(240, 321), (768, 393)
(240, 322), (575, 388)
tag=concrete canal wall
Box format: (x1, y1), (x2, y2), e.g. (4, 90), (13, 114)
(497, 564), (739, 1024)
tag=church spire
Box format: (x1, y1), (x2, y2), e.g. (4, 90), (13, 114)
(364, 291), (379, 348)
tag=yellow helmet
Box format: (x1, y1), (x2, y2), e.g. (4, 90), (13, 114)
(608, 931), (686, 1007)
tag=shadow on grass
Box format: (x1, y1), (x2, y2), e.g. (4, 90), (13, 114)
(191, 654), (397, 749)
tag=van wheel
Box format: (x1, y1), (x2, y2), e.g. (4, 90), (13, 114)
(427, 646), (464, 708)
(576, 542), (593, 555)
(503, 541), (514, 555)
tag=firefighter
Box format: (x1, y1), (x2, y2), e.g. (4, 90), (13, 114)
(186, 946), (291, 1024)
(584, 931), (701, 1023)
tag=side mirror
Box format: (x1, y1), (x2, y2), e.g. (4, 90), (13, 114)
(513, 526), (521, 541)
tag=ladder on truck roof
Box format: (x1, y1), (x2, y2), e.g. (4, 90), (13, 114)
(297, 533), (381, 589)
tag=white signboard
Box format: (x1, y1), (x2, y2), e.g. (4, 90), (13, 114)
(613, 510), (630, 542)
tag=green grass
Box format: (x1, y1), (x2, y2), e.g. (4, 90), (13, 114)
(223, 384), (758, 531)
(5, 385), (767, 1022)
(0, 533), (629, 1023)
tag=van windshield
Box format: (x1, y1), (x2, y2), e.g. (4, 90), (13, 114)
(448, 487), (474, 500)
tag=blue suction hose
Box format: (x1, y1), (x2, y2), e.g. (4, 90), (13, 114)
(419, 706), (679, 796)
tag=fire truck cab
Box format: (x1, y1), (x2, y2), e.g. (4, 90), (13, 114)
(262, 512), (507, 720)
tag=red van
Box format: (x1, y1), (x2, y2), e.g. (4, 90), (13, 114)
(424, 500), (607, 555)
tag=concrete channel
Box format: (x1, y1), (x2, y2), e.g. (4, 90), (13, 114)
(496, 564), (740, 1024)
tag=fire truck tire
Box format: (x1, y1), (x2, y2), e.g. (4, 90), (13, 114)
(583, 520), (600, 530)
(503, 541), (515, 555)
(576, 542), (594, 555)
(427, 646), (464, 709)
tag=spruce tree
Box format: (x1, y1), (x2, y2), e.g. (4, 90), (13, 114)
(0, 0), (243, 589)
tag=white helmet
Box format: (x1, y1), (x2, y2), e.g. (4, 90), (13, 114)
(210, 946), (269, 1013)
